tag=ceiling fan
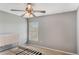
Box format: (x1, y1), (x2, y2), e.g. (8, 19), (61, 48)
(10, 3), (46, 17)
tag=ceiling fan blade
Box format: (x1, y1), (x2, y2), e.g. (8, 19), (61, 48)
(21, 13), (26, 17)
(11, 9), (24, 11)
(33, 10), (46, 13)
(32, 13), (36, 17)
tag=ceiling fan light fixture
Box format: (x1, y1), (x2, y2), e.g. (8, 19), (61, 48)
(27, 12), (31, 16)
(25, 13), (33, 18)
(25, 3), (33, 17)
(27, 4), (32, 9)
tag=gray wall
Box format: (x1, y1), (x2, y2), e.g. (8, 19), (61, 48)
(77, 7), (79, 54)
(0, 10), (27, 44)
(29, 11), (77, 53)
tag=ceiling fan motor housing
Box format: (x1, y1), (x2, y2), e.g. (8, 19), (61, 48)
(25, 4), (33, 15)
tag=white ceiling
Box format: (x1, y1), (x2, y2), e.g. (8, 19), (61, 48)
(0, 3), (79, 18)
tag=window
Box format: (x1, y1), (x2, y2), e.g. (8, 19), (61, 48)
(29, 21), (39, 41)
